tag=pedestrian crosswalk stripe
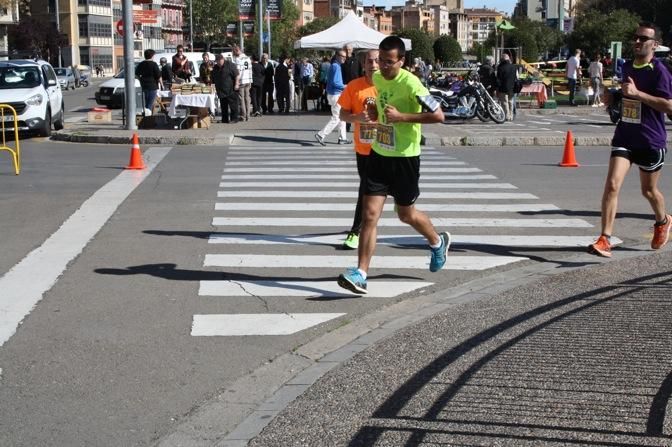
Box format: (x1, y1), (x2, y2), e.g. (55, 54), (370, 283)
(191, 313), (346, 336)
(203, 254), (527, 270)
(217, 191), (537, 199)
(223, 167), (483, 173)
(214, 203), (559, 212)
(198, 280), (434, 297)
(225, 160), (467, 166)
(218, 181), (518, 189)
(207, 233), (618, 247)
(224, 155), (457, 161)
(220, 174), (498, 180)
(211, 217), (591, 227)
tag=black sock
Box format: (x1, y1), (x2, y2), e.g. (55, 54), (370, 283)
(655, 216), (669, 226)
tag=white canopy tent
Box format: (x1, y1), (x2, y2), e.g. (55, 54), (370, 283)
(293, 11), (411, 50)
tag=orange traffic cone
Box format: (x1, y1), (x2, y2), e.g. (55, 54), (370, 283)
(559, 130), (579, 167)
(125, 133), (146, 170)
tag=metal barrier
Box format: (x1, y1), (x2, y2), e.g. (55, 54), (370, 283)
(0, 104), (20, 175)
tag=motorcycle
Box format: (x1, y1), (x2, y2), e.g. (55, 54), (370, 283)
(429, 73), (505, 124)
(79, 74), (89, 87)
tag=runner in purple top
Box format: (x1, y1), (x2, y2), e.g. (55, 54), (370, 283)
(589, 22), (672, 258)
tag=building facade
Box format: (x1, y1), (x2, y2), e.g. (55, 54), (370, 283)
(0, 0), (19, 59)
(464, 7), (503, 49)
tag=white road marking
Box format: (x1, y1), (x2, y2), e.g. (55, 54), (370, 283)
(220, 174), (498, 180)
(217, 191), (537, 199)
(207, 234), (614, 247)
(191, 313), (346, 336)
(204, 254), (527, 270)
(527, 121), (552, 125)
(0, 147), (172, 348)
(223, 167), (483, 173)
(211, 217), (591, 227)
(199, 280), (434, 297)
(225, 155), (456, 161)
(214, 203), (559, 212)
(218, 181), (518, 189)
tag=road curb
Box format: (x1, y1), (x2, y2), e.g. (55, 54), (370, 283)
(51, 131), (234, 146)
(155, 243), (659, 447)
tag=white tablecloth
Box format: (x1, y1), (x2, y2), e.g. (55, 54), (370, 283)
(168, 93), (217, 117)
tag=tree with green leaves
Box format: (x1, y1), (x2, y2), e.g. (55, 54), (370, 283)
(394, 29), (434, 66)
(576, 0), (670, 44)
(566, 9), (641, 58)
(433, 34), (462, 65)
(468, 42), (494, 63)
(8, 15), (66, 64)
(185, 0), (236, 46)
(269, 0), (299, 58)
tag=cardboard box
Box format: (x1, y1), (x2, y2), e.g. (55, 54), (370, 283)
(87, 110), (112, 123)
(183, 115), (211, 129)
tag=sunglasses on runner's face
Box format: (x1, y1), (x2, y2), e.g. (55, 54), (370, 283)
(633, 34), (655, 43)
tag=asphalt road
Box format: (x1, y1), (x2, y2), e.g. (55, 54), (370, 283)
(1, 135), (665, 446)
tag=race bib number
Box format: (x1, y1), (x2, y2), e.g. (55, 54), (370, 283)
(376, 123), (396, 150)
(359, 123), (377, 144)
(621, 98), (642, 124)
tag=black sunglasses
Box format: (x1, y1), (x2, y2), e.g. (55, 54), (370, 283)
(633, 34), (655, 43)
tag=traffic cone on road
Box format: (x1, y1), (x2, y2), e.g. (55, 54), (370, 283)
(125, 133), (146, 170)
(559, 130), (579, 167)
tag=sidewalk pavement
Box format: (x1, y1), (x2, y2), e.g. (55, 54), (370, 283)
(221, 245), (672, 447)
(53, 105), (638, 147)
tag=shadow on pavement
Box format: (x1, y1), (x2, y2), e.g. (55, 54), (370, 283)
(347, 269), (672, 446)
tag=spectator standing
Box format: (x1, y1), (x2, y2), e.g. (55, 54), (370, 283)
(315, 50), (348, 145)
(250, 54), (264, 117)
(159, 57), (174, 90)
(261, 53), (275, 114)
(478, 55), (497, 95)
(496, 53), (517, 121)
(341, 44), (362, 132)
(172, 45), (192, 81)
(589, 53), (604, 107)
(336, 36), (448, 294)
(232, 44), (253, 121)
(566, 49), (581, 106)
(301, 58), (314, 88)
(337, 49), (379, 250)
(199, 52), (214, 85)
(135, 49), (161, 115)
(212, 54), (240, 123)
(274, 54), (291, 114)
(319, 56), (331, 111)
(588, 22), (672, 257)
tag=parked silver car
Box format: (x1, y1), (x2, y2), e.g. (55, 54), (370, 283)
(54, 67), (76, 90)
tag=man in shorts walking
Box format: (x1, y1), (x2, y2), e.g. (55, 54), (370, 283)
(337, 36), (448, 294)
(589, 22), (672, 257)
(337, 49), (379, 250)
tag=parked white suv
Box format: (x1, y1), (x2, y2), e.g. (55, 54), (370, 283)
(0, 59), (65, 136)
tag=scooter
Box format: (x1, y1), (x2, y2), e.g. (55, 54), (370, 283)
(79, 75), (89, 88)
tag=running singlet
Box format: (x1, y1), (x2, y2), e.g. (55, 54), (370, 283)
(372, 69), (428, 157)
(612, 58), (672, 150)
(338, 76), (377, 155)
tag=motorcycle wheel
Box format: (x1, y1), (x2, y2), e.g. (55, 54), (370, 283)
(487, 102), (506, 124)
(476, 104), (489, 122)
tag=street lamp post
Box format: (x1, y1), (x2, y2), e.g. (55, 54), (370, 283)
(54, 0), (62, 67)
(189, 0), (193, 50)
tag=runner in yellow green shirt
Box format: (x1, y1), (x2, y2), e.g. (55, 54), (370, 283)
(338, 36), (449, 295)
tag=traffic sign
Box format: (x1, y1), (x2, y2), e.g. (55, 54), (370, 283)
(263, 32), (269, 43)
(116, 20), (124, 37)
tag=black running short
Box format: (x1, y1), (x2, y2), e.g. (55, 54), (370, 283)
(364, 150), (420, 206)
(611, 146), (666, 172)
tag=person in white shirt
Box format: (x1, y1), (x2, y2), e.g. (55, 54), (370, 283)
(232, 44), (253, 121)
(566, 49), (581, 106)
(588, 53), (604, 107)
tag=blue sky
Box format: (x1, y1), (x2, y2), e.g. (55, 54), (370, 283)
(363, 0), (517, 14)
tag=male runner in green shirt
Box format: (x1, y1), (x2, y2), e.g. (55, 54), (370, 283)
(338, 35), (449, 294)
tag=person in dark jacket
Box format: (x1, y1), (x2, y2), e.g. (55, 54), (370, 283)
(159, 57), (174, 90)
(274, 54), (291, 114)
(212, 54), (240, 123)
(250, 54), (265, 117)
(341, 44), (361, 131)
(261, 53), (275, 114)
(478, 55), (497, 95)
(496, 53), (517, 121)
(135, 49), (161, 115)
